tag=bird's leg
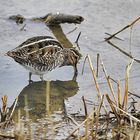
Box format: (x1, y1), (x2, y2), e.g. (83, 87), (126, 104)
(40, 75), (44, 81)
(29, 72), (33, 83)
(73, 64), (78, 80)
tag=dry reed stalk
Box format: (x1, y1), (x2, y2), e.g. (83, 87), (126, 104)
(87, 54), (102, 98)
(46, 81), (56, 139)
(46, 81), (50, 115)
(104, 113), (110, 139)
(123, 69), (129, 111)
(0, 96), (18, 139)
(15, 109), (25, 140)
(67, 96), (104, 140)
(96, 53), (100, 77)
(1, 96), (7, 114)
(95, 95), (104, 139)
(67, 27), (78, 34)
(91, 108), (96, 139)
(9, 97), (18, 119)
(105, 77), (140, 99)
(105, 32), (124, 41)
(105, 16), (140, 41)
(81, 96), (89, 140)
(81, 134), (89, 140)
(65, 108), (96, 140)
(106, 94), (120, 122)
(117, 80), (122, 109)
(86, 55), (108, 114)
(24, 95), (29, 120)
(128, 91), (140, 98)
(122, 60), (134, 111)
(129, 25), (133, 55)
(107, 40), (140, 64)
(24, 95), (34, 139)
(7, 97), (18, 125)
(2, 97), (18, 128)
(113, 104), (140, 124)
(106, 90), (140, 124)
(17, 109), (22, 135)
(74, 32), (81, 50)
(0, 132), (15, 139)
(100, 58), (117, 105)
(107, 40), (134, 59)
(67, 115), (79, 126)
(82, 55), (87, 75)
(130, 116), (133, 128)
(0, 96), (8, 122)
(82, 96), (88, 117)
(20, 24), (26, 31)
(109, 77), (118, 85)
(84, 116), (89, 140)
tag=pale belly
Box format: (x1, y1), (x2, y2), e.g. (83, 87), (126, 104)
(22, 64), (49, 75)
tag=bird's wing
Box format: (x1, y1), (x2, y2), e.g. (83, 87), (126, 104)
(9, 36), (63, 58)
(27, 46), (64, 71)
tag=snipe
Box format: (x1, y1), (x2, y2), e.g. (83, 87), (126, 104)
(7, 36), (81, 82)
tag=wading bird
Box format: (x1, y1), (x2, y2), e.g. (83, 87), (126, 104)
(7, 36), (81, 82)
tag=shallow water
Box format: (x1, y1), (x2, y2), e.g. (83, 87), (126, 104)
(0, 0), (140, 138)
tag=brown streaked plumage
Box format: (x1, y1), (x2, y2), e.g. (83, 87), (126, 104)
(7, 36), (81, 81)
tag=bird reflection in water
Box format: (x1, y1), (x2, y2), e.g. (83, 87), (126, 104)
(11, 16), (81, 121)
(13, 78), (79, 121)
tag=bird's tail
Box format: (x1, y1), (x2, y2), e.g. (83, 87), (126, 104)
(0, 51), (8, 56)
(5, 51), (14, 57)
